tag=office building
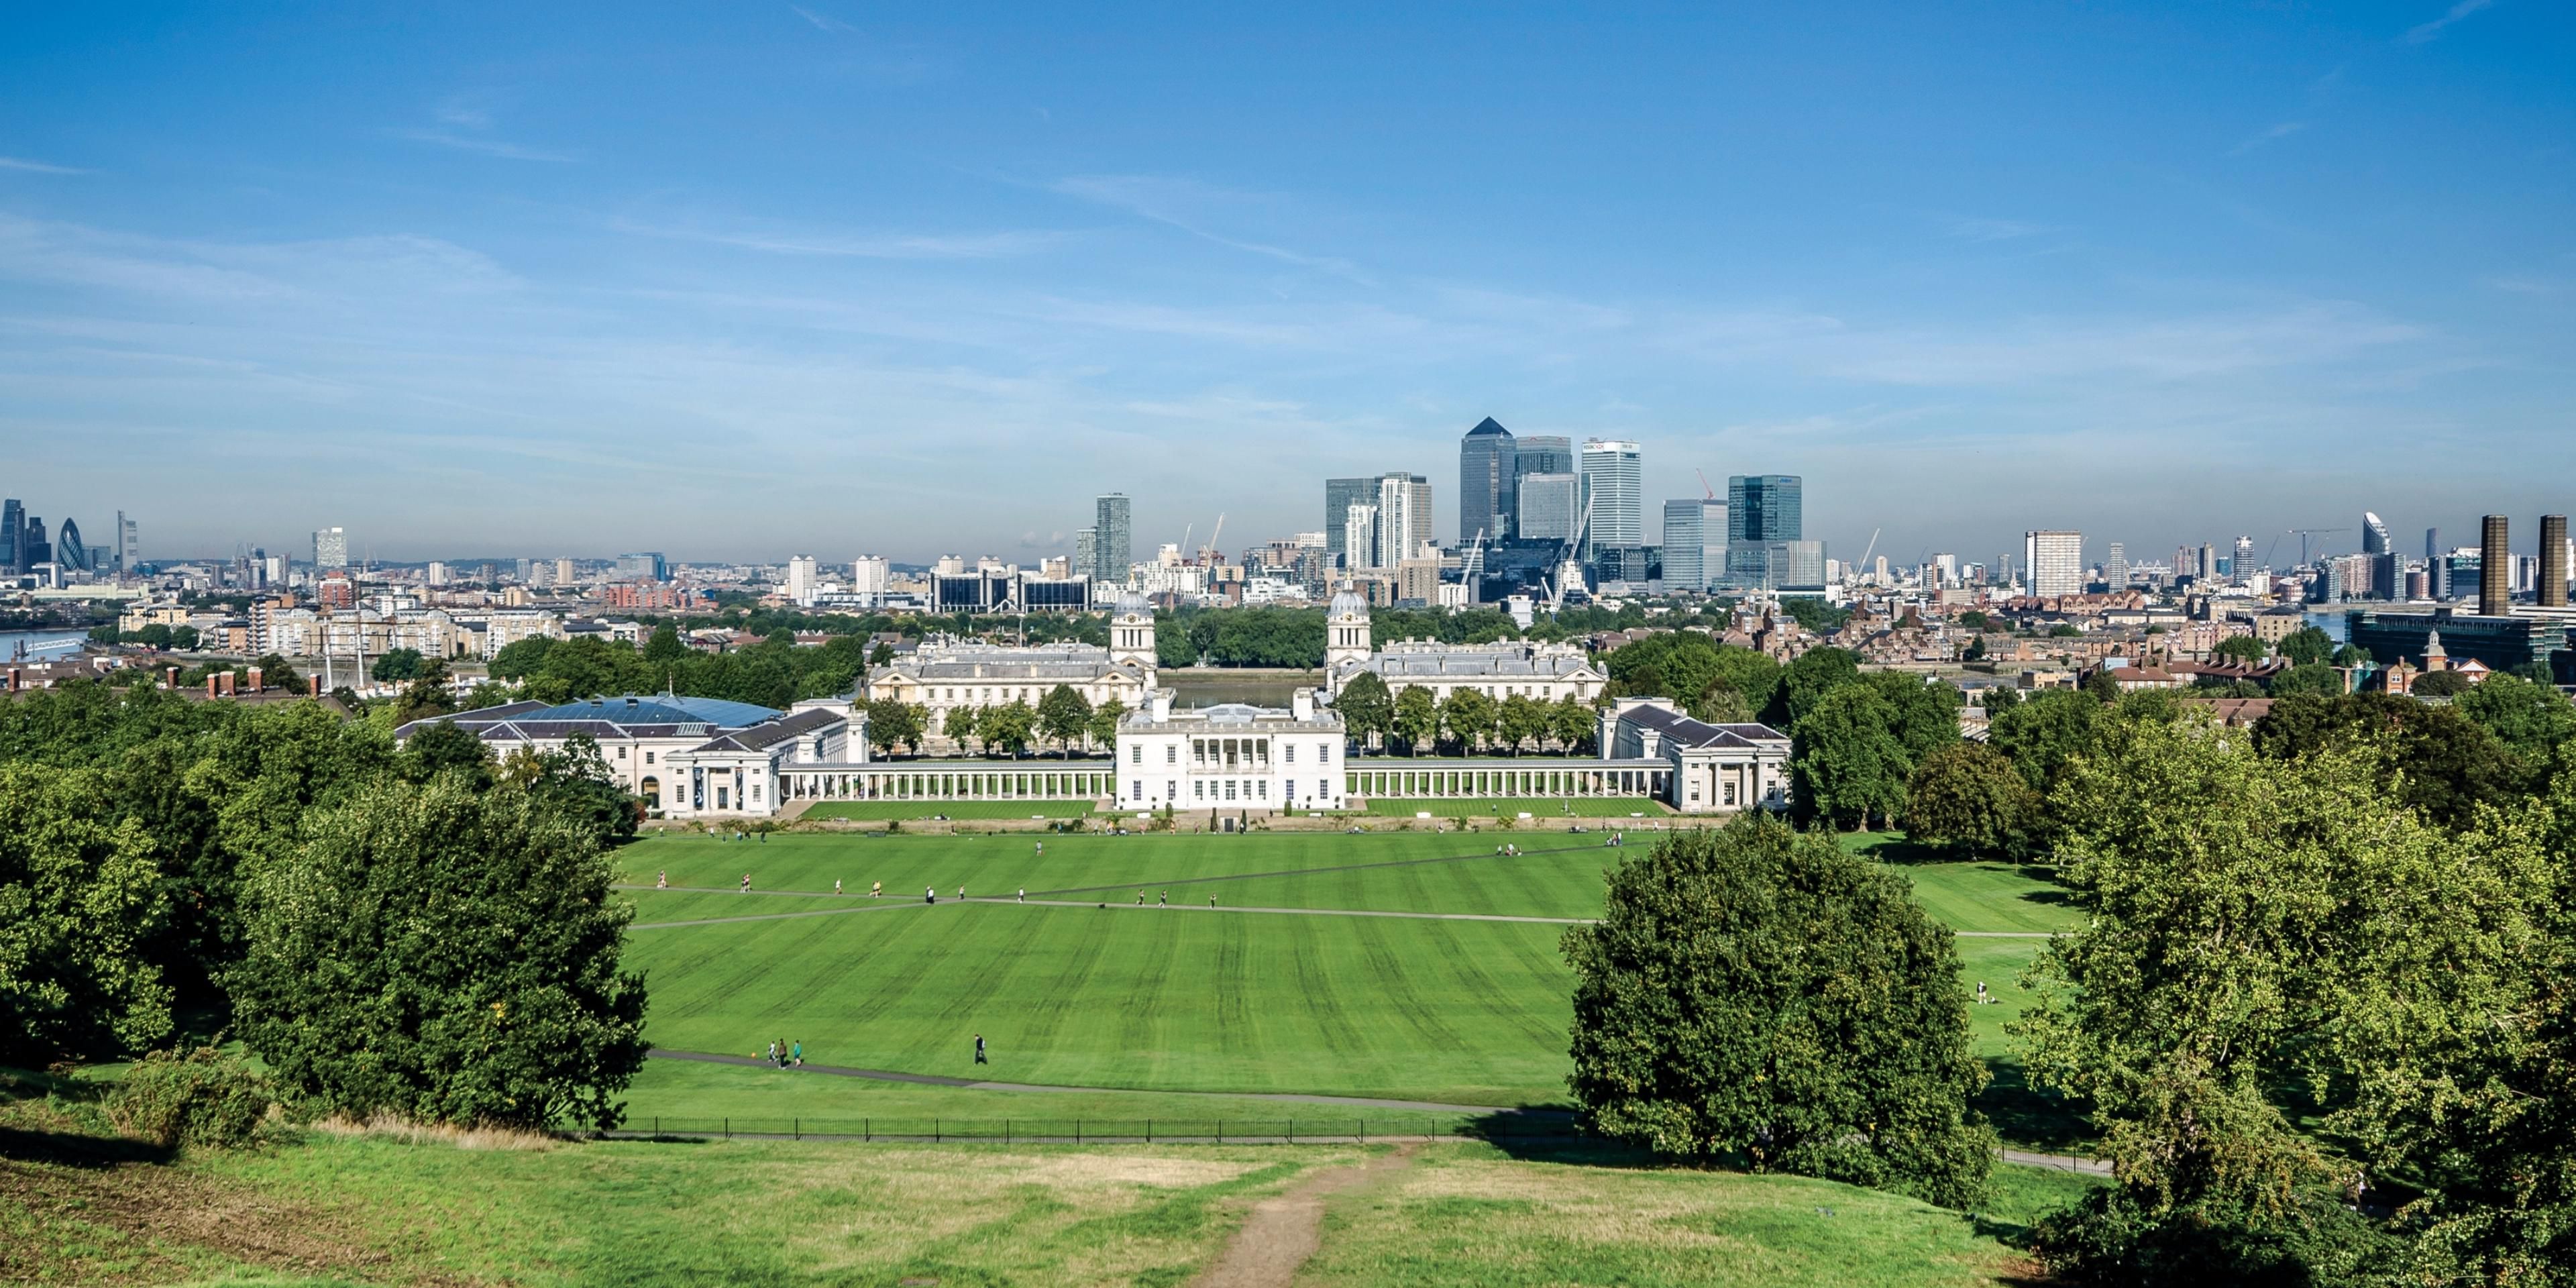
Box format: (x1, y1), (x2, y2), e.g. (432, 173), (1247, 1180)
(1512, 435), (1573, 480)
(2544, 515), (2569, 609)
(1323, 477), (1375, 568)
(1517, 474), (1583, 543)
(116, 512), (138, 573)
(426, 561), (450, 587)
(2481, 515), (2510, 616)
(1458, 417), (1516, 544)
(1662, 498), (1723, 593)
(313, 527), (348, 571)
(1378, 473), (1433, 564)
(1342, 502), (1381, 570)
(1764, 540), (1827, 591)
(2233, 536), (2255, 584)
(54, 519), (90, 576)
(0, 498), (20, 573)
(2105, 542), (2127, 588)
(1578, 440), (1643, 547)
(614, 553), (666, 582)
(2023, 530), (2084, 597)
(1723, 475), (1802, 587)
(1092, 494), (1132, 586)
(2363, 511), (2392, 556)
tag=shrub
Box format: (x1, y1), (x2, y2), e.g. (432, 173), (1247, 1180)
(106, 1046), (273, 1150)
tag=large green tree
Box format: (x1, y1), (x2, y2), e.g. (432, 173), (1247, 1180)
(979, 700), (1036, 758)
(864, 698), (926, 755)
(1563, 817), (1993, 1208)
(1903, 743), (2035, 859)
(231, 775), (648, 1130)
(1440, 688), (1498, 753)
(1986, 689), (2100, 795)
(1769, 646), (1860, 727)
(1036, 684), (1093, 755)
(1790, 685), (1911, 830)
(0, 763), (174, 1064)
(1393, 686), (1440, 756)
(2453, 672), (2576, 763)
(1334, 672), (1394, 751)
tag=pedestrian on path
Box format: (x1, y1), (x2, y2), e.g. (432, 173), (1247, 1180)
(657, 869), (667, 889)
(871, 880), (881, 898)
(791, 1040), (802, 1067)
(834, 878), (843, 894)
(741, 872), (752, 893)
(973, 1033), (987, 1066)
(1017, 888), (1025, 902)
(1159, 890), (1168, 907)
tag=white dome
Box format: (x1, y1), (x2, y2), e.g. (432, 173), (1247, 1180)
(1114, 588), (1150, 616)
(1328, 584), (1369, 618)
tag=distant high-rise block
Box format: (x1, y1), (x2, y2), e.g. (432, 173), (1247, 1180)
(2542, 515), (2569, 608)
(1516, 474), (1582, 542)
(1724, 474), (1802, 588)
(1512, 435), (1572, 480)
(2105, 542), (2127, 588)
(1324, 478), (1375, 568)
(2363, 511), (2391, 556)
(1, 498), (21, 573)
(2481, 515), (2510, 616)
(1377, 474), (1432, 564)
(313, 526), (348, 570)
(1094, 494), (1132, 585)
(1458, 417), (1515, 544)
(1579, 441), (1643, 549)
(1662, 498), (1713, 592)
(2024, 530), (2084, 597)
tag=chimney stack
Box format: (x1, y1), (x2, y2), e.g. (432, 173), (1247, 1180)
(2542, 515), (2569, 609)
(207, 674), (221, 700)
(2481, 515), (2510, 617)
(247, 665), (264, 693)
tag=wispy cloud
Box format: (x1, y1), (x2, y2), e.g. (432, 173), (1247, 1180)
(2407, 0), (2492, 44)
(2485, 275), (2561, 294)
(1051, 175), (1375, 284)
(0, 155), (91, 175)
(614, 217), (1070, 259)
(790, 5), (857, 34)
(389, 128), (576, 163)
(2229, 120), (2308, 156)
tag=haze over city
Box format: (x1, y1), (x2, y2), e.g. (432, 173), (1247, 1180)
(5, 1), (2571, 564)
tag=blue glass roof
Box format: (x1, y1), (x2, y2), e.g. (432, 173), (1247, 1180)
(519, 695), (780, 728)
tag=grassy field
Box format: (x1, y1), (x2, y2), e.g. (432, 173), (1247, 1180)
(0, 1103), (2083, 1287)
(1360, 796), (1670, 817)
(801, 798), (1097, 820)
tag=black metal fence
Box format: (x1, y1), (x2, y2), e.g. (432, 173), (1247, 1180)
(610, 1114), (1575, 1144)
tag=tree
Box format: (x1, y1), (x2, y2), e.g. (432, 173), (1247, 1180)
(2276, 626), (2333, 667)
(1563, 817), (1992, 1207)
(2017, 709), (2548, 1285)
(1961, 635), (1986, 663)
(232, 775), (647, 1130)
(1790, 684), (1911, 830)
(1705, 647), (1783, 724)
(253, 653), (302, 695)
(2251, 692), (2530, 829)
(1985, 689), (2097, 794)
(1393, 686), (1439, 756)
(1768, 647), (1860, 727)
(1497, 694), (1547, 754)
(400, 720), (496, 790)
(1335, 672), (1395, 751)
(865, 698), (924, 756)
(1981, 684), (2021, 714)
(2268, 662), (2343, 697)
(2082, 668), (2122, 704)
(1904, 743), (2035, 859)
(0, 764), (174, 1065)
(2410, 669), (2474, 698)
(1036, 684), (1093, 755)
(2050, 624), (2083, 639)
(2211, 635), (2267, 665)
(1440, 688), (1498, 754)
(512, 732), (637, 845)
(944, 705), (980, 754)
(642, 624), (687, 665)
(868, 641), (895, 667)
(1086, 698), (1126, 751)
(981, 700), (1036, 758)
(1860, 671), (1962, 764)
(370, 647), (428, 683)
(1552, 695), (1597, 755)
(1959, 610), (1990, 631)
(2454, 671), (2576, 761)
(170, 625), (200, 651)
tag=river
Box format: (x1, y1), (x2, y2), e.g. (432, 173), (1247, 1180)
(0, 628), (90, 661)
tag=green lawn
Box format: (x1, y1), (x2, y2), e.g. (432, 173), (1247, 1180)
(1361, 796), (1669, 817)
(801, 798), (1096, 820)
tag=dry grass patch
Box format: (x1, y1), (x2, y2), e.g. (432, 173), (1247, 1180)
(309, 1114), (561, 1151)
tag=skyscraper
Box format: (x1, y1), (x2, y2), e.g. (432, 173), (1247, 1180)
(1324, 477), (1375, 568)
(1093, 493), (1131, 585)
(2362, 511), (2392, 555)
(1662, 498), (1720, 592)
(2024, 530), (2084, 597)
(2233, 536), (2255, 584)
(1343, 502), (1380, 570)
(56, 519), (89, 576)
(313, 527), (348, 570)
(1, 498), (21, 573)
(117, 511), (139, 573)
(1516, 474), (1583, 541)
(1578, 439), (1643, 547)
(1512, 434), (1572, 480)
(2481, 515), (2510, 616)
(1377, 473), (1433, 564)
(1724, 474), (1802, 588)
(1073, 529), (1096, 581)
(2106, 542), (2127, 588)
(2542, 515), (2569, 609)
(1458, 417), (1515, 544)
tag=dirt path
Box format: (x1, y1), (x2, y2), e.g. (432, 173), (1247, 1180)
(1192, 1142), (1419, 1288)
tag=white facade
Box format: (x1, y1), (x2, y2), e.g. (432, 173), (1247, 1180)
(1115, 689), (1345, 812)
(786, 555), (819, 603)
(397, 695), (859, 818)
(1322, 585), (1606, 706)
(866, 609), (1158, 749)
(1601, 698), (1790, 815)
(852, 555), (890, 596)
(1579, 440), (1643, 546)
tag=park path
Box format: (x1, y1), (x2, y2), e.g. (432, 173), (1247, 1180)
(1192, 1142), (1421, 1288)
(647, 1049), (1559, 1116)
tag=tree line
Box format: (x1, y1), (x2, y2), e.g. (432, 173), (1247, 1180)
(0, 682), (647, 1132)
(1568, 648), (2576, 1283)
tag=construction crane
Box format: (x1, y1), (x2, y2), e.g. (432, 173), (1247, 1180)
(2292, 527), (2350, 568)
(1856, 527), (1882, 582)
(1546, 505), (1593, 610)
(1203, 513), (1226, 564)
(1460, 527), (1487, 604)
(1695, 468), (1717, 500)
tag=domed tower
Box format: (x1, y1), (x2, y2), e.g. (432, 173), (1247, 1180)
(1109, 588), (1159, 674)
(1325, 583), (1373, 684)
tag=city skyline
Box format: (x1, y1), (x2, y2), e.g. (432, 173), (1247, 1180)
(4, 3), (2571, 562)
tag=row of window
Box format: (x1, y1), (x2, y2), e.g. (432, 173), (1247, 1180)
(1128, 741), (1336, 766)
(1127, 778), (1335, 802)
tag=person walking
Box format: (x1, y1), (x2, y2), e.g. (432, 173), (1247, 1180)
(741, 872), (752, 893)
(1017, 888), (1025, 903)
(834, 878), (843, 895)
(957, 884), (966, 901)
(871, 880), (881, 898)
(791, 1040), (802, 1067)
(973, 1033), (987, 1066)
(656, 869), (667, 889)
(1158, 890), (1167, 908)
(926, 885), (936, 904)
(1136, 890), (1145, 905)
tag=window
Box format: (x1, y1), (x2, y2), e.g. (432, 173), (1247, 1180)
(645, 751), (655, 765)
(1258, 780), (1268, 799)
(1319, 779), (1330, 798)
(1193, 780), (1204, 800)
(1724, 782), (1738, 806)
(1132, 780), (1144, 800)
(1130, 745), (1143, 763)
(1224, 780), (1238, 800)
(617, 747), (629, 761)
(1165, 745), (1177, 764)
(1319, 743), (1332, 763)
(1284, 744), (1295, 763)
(751, 785), (763, 802)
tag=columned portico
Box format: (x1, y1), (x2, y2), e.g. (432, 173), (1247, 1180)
(1344, 758), (1670, 801)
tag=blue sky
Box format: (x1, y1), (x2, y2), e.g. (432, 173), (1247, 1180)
(2, 1), (2569, 568)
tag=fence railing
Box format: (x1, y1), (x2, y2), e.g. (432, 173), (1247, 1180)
(612, 1114), (1576, 1143)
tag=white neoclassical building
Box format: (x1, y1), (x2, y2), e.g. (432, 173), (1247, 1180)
(397, 694), (859, 818)
(1598, 697), (1790, 815)
(865, 591), (1160, 748)
(1321, 585), (1607, 706)
(1114, 688), (1346, 813)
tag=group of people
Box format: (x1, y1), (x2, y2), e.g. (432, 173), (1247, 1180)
(765, 1038), (802, 1067)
